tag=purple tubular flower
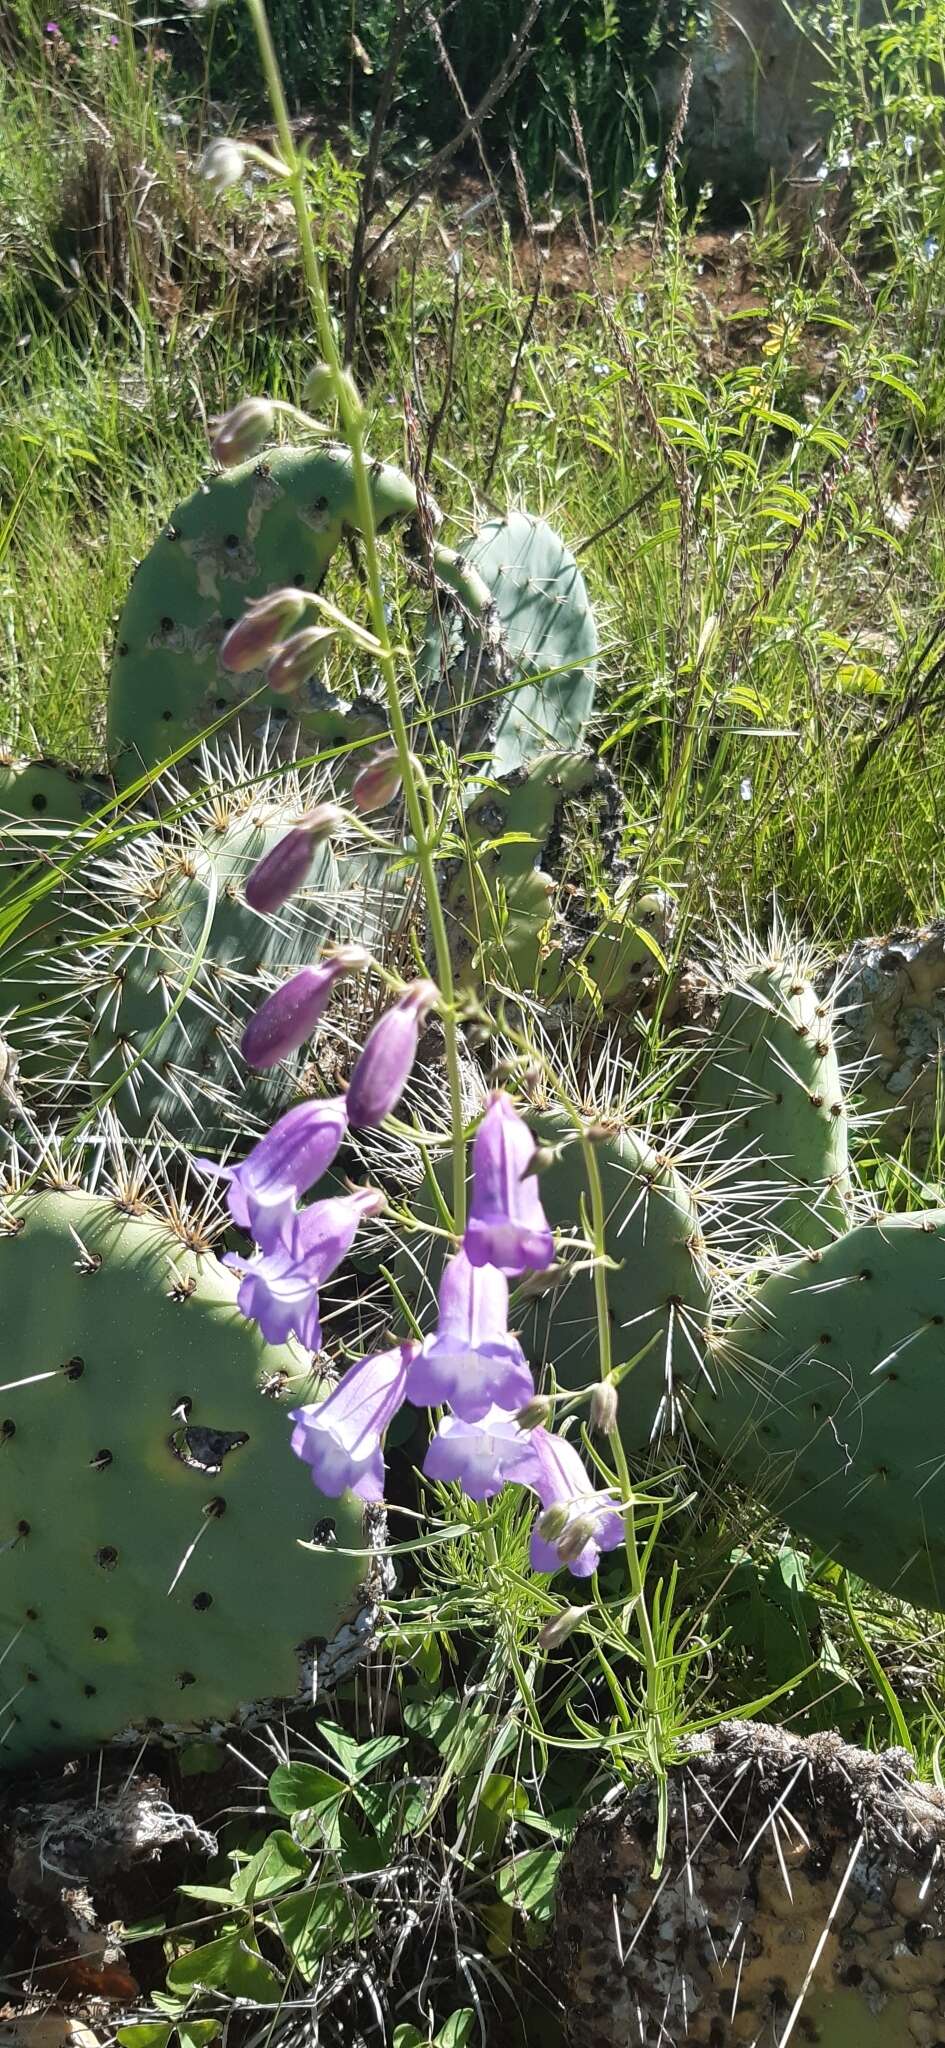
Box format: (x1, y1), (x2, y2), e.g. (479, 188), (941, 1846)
(225, 1187), (384, 1346)
(195, 1097), (347, 1247)
(422, 1407), (539, 1501)
(350, 748), (402, 815)
(522, 1429), (625, 1579)
(463, 1091), (555, 1276)
(290, 1342), (417, 1500)
(243, 806), (344, 915)
(220, 588), (306, 673)
(224, 1240), (324, 1350)
(406, 1251), (535, 1422)
(241, 945), (369, 1069)
(345, 980), (438, 1129)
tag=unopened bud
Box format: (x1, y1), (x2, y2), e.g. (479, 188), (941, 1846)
(518, 1261), (567, 1299)
(515, 1395), (553, 1430)
(538, 1605), (586, 1650)
(536, 1503), (570, 1545)
(584, 1120), (615, 1144)
(220, 588), (306, 673)
(350, 747), (402, 815)
(302, 360), (364, 419)
(197, 138), (245, 193)
(590, 1379), (619, 1436)
(521, 1142), (564, 1179)
(557, 1515), (597, 1566)
(265, 626), (335, 694)
(243, 805), (345, 915)
(211, 397), (275, 467)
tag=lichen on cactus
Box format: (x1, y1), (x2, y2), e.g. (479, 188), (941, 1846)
(694, 1209), (945, 1610)
(106, 443), (417, 786)
(692, 939), (851, 1252)
(0, 1182), (379, 1769)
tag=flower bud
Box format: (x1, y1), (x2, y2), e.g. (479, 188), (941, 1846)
(590, 1379), (619, 1436)
(211, 397), (275, 467)
(302, 362), (334, 410)
(538, 1605), (586, 1650)
(350, 747), (402, 815)
(241, 945), (369, 1069)
(243, 806), (345, 915)
(557, 1515), (598, 1567)
(345, 979), (439, 1129)
(220, 589), (307, 673)
(265, 626), (335, 695)
(197, 138), (245, 193)
(515, 1394), (553, 1431)
(521, 1142), (564, 1179)
(536, 1503), (571, 1545)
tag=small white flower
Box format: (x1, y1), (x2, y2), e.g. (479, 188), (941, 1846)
(197, 138), (245, 194)
(740, 777), (753, 802)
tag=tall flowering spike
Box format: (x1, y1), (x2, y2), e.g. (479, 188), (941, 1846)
(220, 589), (307, 673)
(290, 1342), (417, 1500)
(345, 980), (438, 1129)
(522, 1429), (625, 1580)
(406, 1250), (535, 1422)
(197, 138), (245, 192)
(422, 1407), (540, 1501)
(243, 806), (344, 915)
(241, 945), (369, 1069)
(464, 1091), (555, 1276)
(265, 627), (335, 695)
(211, 397), (275, 468)
(224, 1241), (324, 1351)
(195, 1097), (347, 1248)
(350, 747), (402, 815)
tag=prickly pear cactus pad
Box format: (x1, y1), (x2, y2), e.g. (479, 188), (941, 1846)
(0, 1188), (376, 1770)
(106, 444), (417, 786)
(420, 512), (598, 777)
(444, 750), (606, 987)
(521, 1109), (713, 1446)
(1, 760), (113, 1096)
(0, 756), (111, 832)
(692, 948), (851, 1252)
(694, 1210), (945, 1609)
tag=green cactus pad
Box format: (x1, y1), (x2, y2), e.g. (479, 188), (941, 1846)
(107, 444), (416, 786)
(1, 761), (114, 1094)
(0, 1187), (377, 1769)
(691, 953), (850, 1252)
(693, 1211), (945, 1609)
(520, 1112), (713, 1446)
(419, 511), (598, 777)
(0, 756), (111, 831)
(444, 750), (601, 987)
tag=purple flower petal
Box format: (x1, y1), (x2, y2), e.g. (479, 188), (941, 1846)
(243, 808), (343, 914)
(241, 946), (369, 1068)
(287, 1186), (385, 1278)
(224, 1244), (323, 1351)
(422, 1408), (540, 1500)
(406, 1250), (534, 1422)
(195, 1097), (347, 1247)
(463, 1091), (555, 1276)
(290, 1342), (417, 1500)
(521, 1427), (625, 1579)
(345, 980), (438, 1129)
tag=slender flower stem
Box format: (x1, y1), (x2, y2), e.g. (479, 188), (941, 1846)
(245, 0), (467, 1229)
(578, 1131), (662, 1756)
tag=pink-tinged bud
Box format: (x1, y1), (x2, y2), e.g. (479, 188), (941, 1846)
(197, 138), (245, 192)
(211, 397), (275, 467)
(590, 1380), (619, 1436)
(344, 979), (439, 1128)
(538, 1605), (586, 1650)
(265, 627), (335, 695)
(244, 806), (345, 914)
(241, 945), (369, 1069)
(536, 1503), (571, 1545)
(557, 1515), (598, 1567)
(350, 748), (402, 815)
(515, 1394), (554, 1430)
(220, 589), (307, 673)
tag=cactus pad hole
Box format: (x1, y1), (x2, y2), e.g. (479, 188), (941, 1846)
(203, 1496), (226, 1519)
(312, 1518), (337, 1545)
(83, 1684), (96, 1698)
(17, 1521), (30, 1537)
(96, 1546), (118, 1570)
(860, 1268), (872, 1281)
(192, 1591), (213, 1611)
(92, 1626), (108, 1642)
(89, 1449), (112, 1470)
(2, 1420), (15, 1441)
(30, 793), (47, 813)
(177, 1671), (197, 1689)
(25, 1609), (37, 1621)
(170, 1424), (250, 1474)
(65, 1357), (85, 1380)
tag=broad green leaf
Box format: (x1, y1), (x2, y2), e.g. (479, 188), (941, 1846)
(495, 1848), (561, 1921)
(392, 2030), (425, 2048)
(316, 1720), (407, 1782)
(268, 1762), (348, 1817)
(117, 2027), (172, 2048)
(167, 1931), (282, 2001)
(436, 2009), (476, 2047)
(232, 1830), (309, 1903)
(178, 2027), (221, 2048)
(360, 1778), (431, 1853)
(267, 1886), (360, 1981)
